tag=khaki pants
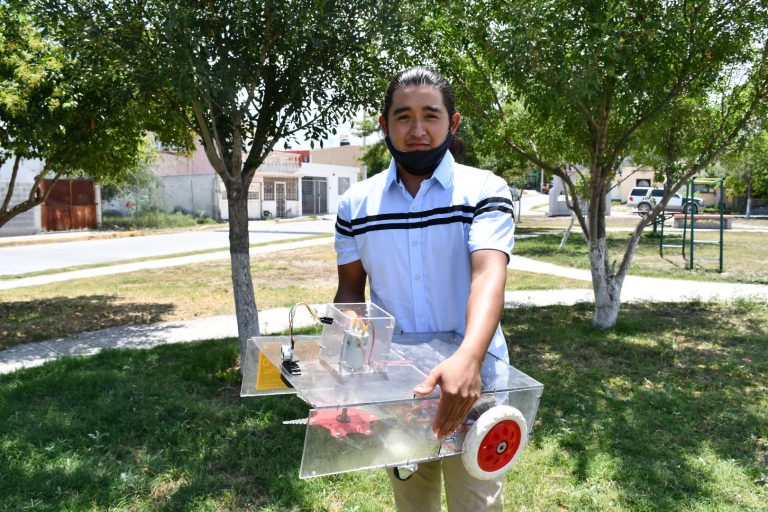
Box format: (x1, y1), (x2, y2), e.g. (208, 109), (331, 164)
(387, 455), (504, 512)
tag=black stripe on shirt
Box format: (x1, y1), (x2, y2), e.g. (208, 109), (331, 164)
(347, 204), (476, 227)
(475, 196), (514, 210)
(475, 204), (516, 219)
(351, 214), (473, 235)
(335, 220), (354, 236)
(336, 198), (514, 237)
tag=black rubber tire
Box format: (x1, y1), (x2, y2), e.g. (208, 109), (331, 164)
(637, 203), (652, 213)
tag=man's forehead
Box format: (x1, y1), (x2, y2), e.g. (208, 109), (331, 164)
(391, 86), (446, 112)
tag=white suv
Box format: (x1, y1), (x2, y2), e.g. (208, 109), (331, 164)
(627, 187), (651, 209)
(636, 189), (702, 214)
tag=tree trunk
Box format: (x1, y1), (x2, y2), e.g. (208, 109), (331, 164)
(589, 236), (623, 329)
(227, 185), (260, 367)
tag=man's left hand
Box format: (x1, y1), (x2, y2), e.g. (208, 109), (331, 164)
(413, 349), (482, 439)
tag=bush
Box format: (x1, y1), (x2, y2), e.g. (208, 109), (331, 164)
(102, 211), (198, 230)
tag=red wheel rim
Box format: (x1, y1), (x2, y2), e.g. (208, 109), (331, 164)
(477, 419), (521, 472)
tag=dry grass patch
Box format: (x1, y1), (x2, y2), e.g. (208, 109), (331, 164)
(1, 242), (585, 349)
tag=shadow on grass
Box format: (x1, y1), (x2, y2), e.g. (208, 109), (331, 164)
(1, 302), (765, 510)
(505, 300), (768, 510)
(0, 295), (175, 350)
(0, 339), (329, 511)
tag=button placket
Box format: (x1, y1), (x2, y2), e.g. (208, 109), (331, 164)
(409, 203), (428, 330)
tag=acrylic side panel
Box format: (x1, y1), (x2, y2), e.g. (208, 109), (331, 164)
(298, 385), (544, 479)
(299, 398), (443, 479)
(240, 337), (297, 397)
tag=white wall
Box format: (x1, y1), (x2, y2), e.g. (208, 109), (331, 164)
(299, 162), (359, 215)
(159, 174), (220, 218)
(0, 157), (46, 236)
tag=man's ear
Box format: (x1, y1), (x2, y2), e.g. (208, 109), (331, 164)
(379, 115), (388, 135)
(450, 112), (461, 134)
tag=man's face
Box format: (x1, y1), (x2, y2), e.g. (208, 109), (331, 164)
(380, 85), (460, 152)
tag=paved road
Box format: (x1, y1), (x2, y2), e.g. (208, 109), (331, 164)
(0, 193), (548, 277)
(0, 218), (336, 276)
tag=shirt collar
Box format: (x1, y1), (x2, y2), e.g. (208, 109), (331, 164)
(384, 151), (455, 190)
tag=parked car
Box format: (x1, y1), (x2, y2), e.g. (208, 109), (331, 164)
(627, 187), (651, 209)
(636, 189), (702, 214)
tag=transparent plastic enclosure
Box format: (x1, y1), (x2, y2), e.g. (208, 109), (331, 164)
(319, 302), (395, 376)
(240, 331), (544, 479)
(298, 388), (541, 479)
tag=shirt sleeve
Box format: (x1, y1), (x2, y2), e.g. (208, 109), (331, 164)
(468, 173), (515, 258)
(334, 192), (360, 265)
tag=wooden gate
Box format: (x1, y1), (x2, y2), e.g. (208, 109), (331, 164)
(41, 179), (97, 231)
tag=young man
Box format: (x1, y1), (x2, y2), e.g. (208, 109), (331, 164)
(334, 67), (515, 511)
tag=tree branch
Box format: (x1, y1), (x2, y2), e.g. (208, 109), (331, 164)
(1, 154), (21, 213)
(191, 98), (228, 179)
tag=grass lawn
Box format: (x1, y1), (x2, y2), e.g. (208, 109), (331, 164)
(0, 245), (588, 350)
(513, 230), (768, 284)
(1, 300), (765, 511)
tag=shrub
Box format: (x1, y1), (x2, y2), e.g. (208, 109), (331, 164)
(102, 211), (197, 230)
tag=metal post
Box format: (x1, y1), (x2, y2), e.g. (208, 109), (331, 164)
(659, 212), (665, 257)
(682, 181), (690, 260)
(719, 180), (724, 273)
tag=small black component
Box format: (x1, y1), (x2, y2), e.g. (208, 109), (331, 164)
(279, 373), (295, 388)
(319, 316), (334, 325)
(282, 359), (302, 376)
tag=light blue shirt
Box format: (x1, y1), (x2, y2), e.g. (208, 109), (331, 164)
(335, 152), (515, 362)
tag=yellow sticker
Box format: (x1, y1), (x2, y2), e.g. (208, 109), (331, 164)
(256, 351), (289, 390)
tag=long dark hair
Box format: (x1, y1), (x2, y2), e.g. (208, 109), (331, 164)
(382, 66), (465, 159)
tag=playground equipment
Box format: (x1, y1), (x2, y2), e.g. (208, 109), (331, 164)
(240, 302), (544, 480)
(657, 177), (727, 272)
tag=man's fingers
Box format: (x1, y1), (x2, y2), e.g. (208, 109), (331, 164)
(413, 370), (439, 396)
(434, 395), (472, 438)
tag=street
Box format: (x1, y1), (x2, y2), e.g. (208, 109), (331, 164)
(0, 219), (336, 276)
(0, 193), (549, 277)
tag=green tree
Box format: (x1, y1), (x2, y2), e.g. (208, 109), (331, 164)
(718, 128), (768, 216)
(36, 0), (392, 361)
(0, 4), (187, 227)
(360, 140), (389, 178)
(403, 0), (768, 327)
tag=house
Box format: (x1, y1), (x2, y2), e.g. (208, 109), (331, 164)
(107, 140), (363, 220)
(0, 157), (100, 236)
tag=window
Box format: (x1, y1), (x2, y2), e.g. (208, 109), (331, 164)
(285, 178), (298, 200)
(248, 190), (260, 200)
(263, 177), (298, 200)
(263, 180), (274, 200)
(338, 177), (350, 196)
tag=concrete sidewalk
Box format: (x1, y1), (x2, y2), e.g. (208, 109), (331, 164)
(0, 236), (334, 290)
(3, 254), (767, 374)
(0, 307), (321, 375)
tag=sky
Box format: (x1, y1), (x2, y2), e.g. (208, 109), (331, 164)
(278, 112), (383, 150)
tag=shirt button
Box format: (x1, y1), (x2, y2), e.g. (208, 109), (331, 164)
(414, 273), (421, 280)
(411, 205), (418, 211)
(418, 310), (424, 317)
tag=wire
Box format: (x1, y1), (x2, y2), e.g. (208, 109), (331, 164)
(288, 302), (333, 349)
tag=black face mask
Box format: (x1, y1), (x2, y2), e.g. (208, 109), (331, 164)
(384, 131), (453, 177)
